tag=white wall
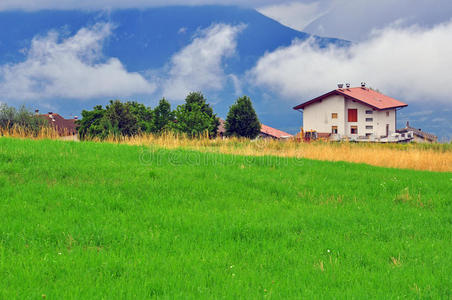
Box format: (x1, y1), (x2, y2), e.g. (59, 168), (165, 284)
(303, 95), (345, 135)
(302, 95), (397, 138)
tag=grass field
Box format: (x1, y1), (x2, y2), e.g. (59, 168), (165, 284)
(0, 138), (451, 298)
(2, 127), (452, 172)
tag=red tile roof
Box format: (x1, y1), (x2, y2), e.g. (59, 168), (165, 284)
(260, 124), (293, 139)
(293, 87), (408, 110)
(41, 113), (77, 136)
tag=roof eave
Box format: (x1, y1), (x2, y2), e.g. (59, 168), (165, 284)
(293, 90), (339, 110)
(293, 89), (409, 111)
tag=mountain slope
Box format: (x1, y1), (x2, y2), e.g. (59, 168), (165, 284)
(0, 6), (349, 134)
(0, 6), (346, 70)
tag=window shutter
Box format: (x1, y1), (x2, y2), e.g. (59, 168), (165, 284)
(348, 109), (358, 122)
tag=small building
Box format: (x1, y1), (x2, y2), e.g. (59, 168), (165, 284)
(397, 121), (438, 143)
(217, 118), (293, 140)
(259, 124), (293, 140)
(40, 111), (78, 137)
(293, 83), (409, 142)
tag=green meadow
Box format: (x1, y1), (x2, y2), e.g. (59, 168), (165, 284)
(0, 138), (451, 298)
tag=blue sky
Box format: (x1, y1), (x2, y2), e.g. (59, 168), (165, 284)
(0, 1), (451, 138)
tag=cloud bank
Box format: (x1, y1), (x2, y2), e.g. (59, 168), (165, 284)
(0, 21), (244, 102)
(305, 0), (452, 41)
(257, 1), (327, 32)
(249, 20), (452, 105)
(0, 23), (155, 101)
(162, 23), (245, 100)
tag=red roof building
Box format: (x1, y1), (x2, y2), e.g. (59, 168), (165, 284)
(41, 112), (78, 136)
(293, 84), (408, 141)
(217, 118), (293, 140)
(259, 124), (293, 139)
(294, 87), (408, 111)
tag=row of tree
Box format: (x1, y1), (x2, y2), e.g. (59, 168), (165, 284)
(0, 103), (47, 135)
(77, 92), (261, 139)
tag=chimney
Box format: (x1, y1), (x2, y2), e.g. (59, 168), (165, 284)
(35, 109), (39, 115)
(361, 82), (366, 88)
(346, 83), (351, 89)
(406, 121), (410, 127)
(337, 83), (344, 89)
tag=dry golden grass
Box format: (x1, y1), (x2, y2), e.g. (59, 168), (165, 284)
(100, 132), (452, 173)
(0, 124), (62, 140)
(2, 127), (451, 172)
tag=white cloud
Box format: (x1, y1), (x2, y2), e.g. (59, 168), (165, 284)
(257, 1), (326, 31)
(304, 0), (452, 41)
(0, 23), (156, 101)
(161, 23), (245, 100)
(249, 20), (452, 105)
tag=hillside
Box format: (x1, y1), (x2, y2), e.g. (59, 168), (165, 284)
(0, 138), (451, 298)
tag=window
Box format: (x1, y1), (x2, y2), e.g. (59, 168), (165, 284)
(332, 126), (338, 134)
(331, 113), (338, 119)
(366, 125), (373, 130)
(365, 110), (373, 114)
(351, 126), (358, 134)
(366, 133), (372, 137)
(348, 109), (358, 122)
(366, 118), (373, 122)
(386, 111), (390, 117)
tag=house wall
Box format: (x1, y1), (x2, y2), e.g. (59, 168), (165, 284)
(344, 99), (396, 138)
(303, 95), (346, 135)
(302, 95), (397, 138)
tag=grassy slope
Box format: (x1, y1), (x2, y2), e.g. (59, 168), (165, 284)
(0, 138), (451, 298)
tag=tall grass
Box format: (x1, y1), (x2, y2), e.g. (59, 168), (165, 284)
(99, 132), (452, 173)
(2, 127), (451, 172)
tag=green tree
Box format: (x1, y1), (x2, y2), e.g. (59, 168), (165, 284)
(128, 101), (153, 133)
(225, 96), (261, 139)
(0, 104), (47, 135)
(77, 105), (106, 139)
(103, 100), (139, 137)
(170, 92), (219, 137)
(77, 100), (154, 139)
(151, 98), (175, 133)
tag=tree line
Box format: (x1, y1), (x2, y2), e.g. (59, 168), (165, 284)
(0, 103), (47, 135)
(77, 92), (261, 140)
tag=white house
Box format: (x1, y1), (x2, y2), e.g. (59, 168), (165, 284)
(293, 84), (408, 141)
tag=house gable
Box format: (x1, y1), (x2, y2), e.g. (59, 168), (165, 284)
(294, 87), (408, 111)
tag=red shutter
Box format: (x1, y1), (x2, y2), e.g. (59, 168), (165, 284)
(348, 109), (358, 122)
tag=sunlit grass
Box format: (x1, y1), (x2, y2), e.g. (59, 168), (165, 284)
(2, 126), (451, 172)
